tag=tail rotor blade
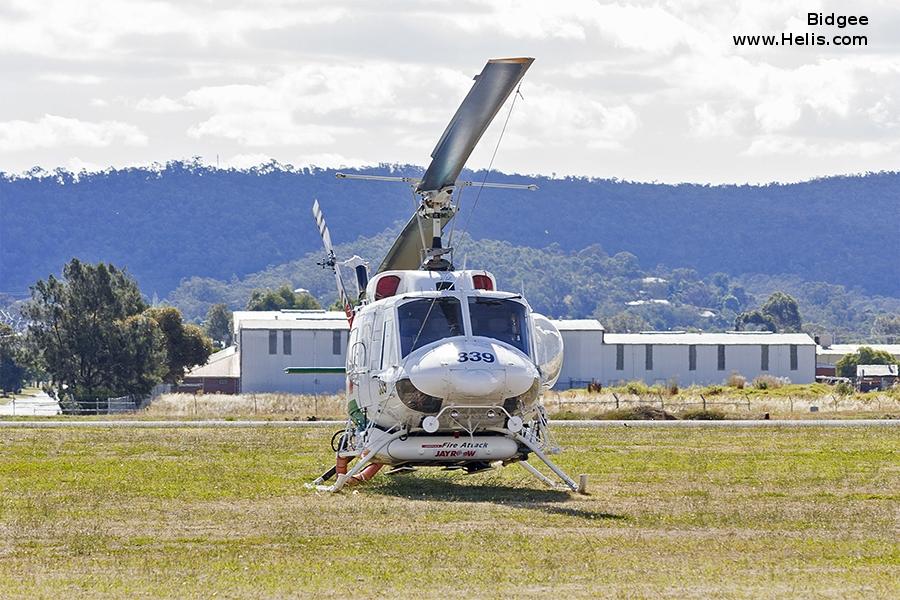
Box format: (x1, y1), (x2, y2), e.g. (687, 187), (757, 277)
(311, 200), (353, 323)
(312, 199), (334, 254)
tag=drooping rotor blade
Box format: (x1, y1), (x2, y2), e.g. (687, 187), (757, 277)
(417, 57), (533, 194)
(312, 200), (353, 323)
(378, 211), (452, 273)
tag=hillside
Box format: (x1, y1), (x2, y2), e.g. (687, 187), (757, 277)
(167, 232), (900, 342)
(2, 162), (899, 301)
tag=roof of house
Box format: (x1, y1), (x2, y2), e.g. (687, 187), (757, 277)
(856, 364), (899, 377)
(239, 318), (350, 331)
(552, 319), (605, 332)
(233, 310), (348, 332)
(817, 344), (900, 357)
(186, 345), (240, 378)
(603, 331), (816, 346)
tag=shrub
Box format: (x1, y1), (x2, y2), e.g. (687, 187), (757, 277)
(599, 405), (677, 420)
(702, 385), (724, 396)
(833, 381), (854, 396)
(726, 372), (746, 389)
(666, 378), (679, 396)
(681, 408), (727, 420)
(549, 410), (583, 421)
(623, 381), (652, 395)
(752, 375), (787, 390)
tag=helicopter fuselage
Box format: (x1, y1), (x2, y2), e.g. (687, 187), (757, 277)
(343, 269), (562, 467)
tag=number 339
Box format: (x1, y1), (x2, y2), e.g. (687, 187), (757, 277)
(458, 351), (495, 363)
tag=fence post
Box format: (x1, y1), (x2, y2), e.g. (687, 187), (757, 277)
(613, 392), (619, 409)
(701, 394), (706, 411)
(789, 396), (793, 413)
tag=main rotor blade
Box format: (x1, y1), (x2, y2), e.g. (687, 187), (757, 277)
(417, 57), (533, 194)
(378, 211), (452, 273)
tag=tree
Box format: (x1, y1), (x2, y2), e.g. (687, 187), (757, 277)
(246, 285), (321, 311)
(603, 311), (650, 333)
(204, 303), (234, 347)
(734, 310), (777, 332)
(871, 314), (900, 343)
(0, 323), (27, 394)
(735, 291), (801, 332)
(760, 292), (802, 332)
(23, 259), (167, 402)
(835, 346), (899, 379)
(145, 307), (214, 384)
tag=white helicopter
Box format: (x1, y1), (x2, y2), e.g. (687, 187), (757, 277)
(292, 57), (584, 494)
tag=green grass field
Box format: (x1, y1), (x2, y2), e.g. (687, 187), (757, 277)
(0, 426), (897, 598)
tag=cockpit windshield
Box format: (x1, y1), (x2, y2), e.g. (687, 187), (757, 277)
(468, 297), (529, 353)
(399, 298), (463, 357)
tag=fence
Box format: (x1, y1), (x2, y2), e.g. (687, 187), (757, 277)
(544, 391), (900, 416)
(59, 395), (152, 415)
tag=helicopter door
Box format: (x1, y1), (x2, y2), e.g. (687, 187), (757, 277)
(381, 316), (397, 370)
(361, 310), (385, 405)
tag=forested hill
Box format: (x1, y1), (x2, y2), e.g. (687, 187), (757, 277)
(2, 161), (899, 298)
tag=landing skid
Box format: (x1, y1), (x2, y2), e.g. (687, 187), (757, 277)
(308, 426), (587, 494)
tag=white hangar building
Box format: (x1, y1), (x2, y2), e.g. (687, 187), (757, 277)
(598, 331), (816, 387)
(219, 310), (816, 394)
(233, 310), (349, 394)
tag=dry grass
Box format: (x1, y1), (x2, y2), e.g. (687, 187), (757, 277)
(142, 392), (346, 420)
(0, 426), (897, 598)
(545, 389), (900, 420)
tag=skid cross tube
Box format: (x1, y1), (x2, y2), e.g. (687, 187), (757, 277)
(512, 432), (579, 492)
(518, 460), (558, 488)
(327, 429), (407, 493)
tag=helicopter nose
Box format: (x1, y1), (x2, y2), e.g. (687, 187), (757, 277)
(407, 339), (538, 401)
(448, 368), (502, 397)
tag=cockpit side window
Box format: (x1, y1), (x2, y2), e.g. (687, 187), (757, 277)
(398, 298), (463, 357)
(468, 298), (529, 353)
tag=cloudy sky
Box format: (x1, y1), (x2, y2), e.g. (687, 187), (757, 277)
(1, 0), (898, 183)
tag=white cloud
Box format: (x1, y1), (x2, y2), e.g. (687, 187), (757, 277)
(448, 0), (698, 53)
(0, 0), (348, 59)
(64, 156), (104, 172)
(753, 97), (803, 132)
(689, 103), (746, 138)
(37, 73), (104, 84)
(135, 96), (192, 113)
(508, 86), (639, 151)
(743, 135), (899, 158)
(0, 115), (148, 151)
(1, 0), (900, 181)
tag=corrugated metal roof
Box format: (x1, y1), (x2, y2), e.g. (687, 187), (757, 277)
(817, 344), (900, 356)
(186, 346), (240, 378)
(552, 319), (605, 331)
(857, 364), (899, 377)
(239, 319), (349, 331)
(604, 332), (815, 345)
(233, 310), (346, 330)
